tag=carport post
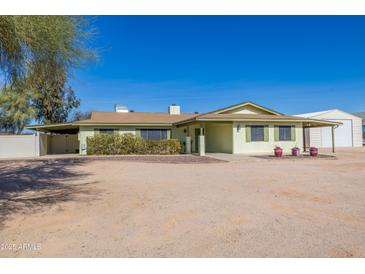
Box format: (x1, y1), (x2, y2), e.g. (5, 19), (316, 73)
(331, 126), (335, 153)
(35, 131), (40, 157)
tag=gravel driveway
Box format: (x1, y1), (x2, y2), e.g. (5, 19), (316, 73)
(0, 149), (364, 257)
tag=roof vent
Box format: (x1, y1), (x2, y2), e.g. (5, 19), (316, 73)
(115, 104), (128, 113)
(168, 104), (180, 115)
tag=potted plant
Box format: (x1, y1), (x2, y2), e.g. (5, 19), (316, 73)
(274, 146), (283, 157)
(309, 146), (318, 157)
(291, 146), (300, 156)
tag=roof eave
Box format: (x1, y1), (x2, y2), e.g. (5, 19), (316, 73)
(75, 122), (174, 127)
(175, 117), (341, 127)
(25, 122), (76, 130)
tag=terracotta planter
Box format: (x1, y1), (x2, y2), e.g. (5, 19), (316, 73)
(274, 147), (283, 157)
(291, 147), (300, 156)
(309, 147), (318, 157)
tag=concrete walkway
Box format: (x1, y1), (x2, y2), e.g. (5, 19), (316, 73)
(206, 153), (255, 162)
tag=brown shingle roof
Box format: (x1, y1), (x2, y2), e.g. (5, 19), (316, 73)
(198, 113), (310, 120)
(76, 112), (198, 125)
(74, 112), (341, 127)
(26, 111), (341, 131)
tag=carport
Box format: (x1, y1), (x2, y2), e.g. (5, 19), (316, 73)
(26, 123), (80, 155)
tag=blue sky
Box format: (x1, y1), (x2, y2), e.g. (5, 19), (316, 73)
(71, 16), (365, 115)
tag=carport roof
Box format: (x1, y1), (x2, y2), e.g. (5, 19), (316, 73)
(25, 123), (80, 134)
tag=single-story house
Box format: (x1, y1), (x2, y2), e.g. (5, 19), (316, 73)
(295, 109), (363, 148)
(352, 112), (365, 145)
(26, 102), (340, 156)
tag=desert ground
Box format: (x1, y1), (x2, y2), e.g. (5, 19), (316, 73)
(0, 148), (364, 257)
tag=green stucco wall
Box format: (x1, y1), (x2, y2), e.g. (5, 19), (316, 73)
(232, 122), (303, 154)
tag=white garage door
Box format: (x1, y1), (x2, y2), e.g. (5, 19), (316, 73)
(321, 119), (353, 147)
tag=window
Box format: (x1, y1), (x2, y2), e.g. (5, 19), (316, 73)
(278, 126), (292, 141)
(140, 129), (168, 140)
(99, 128), (115, 135)
(251, 126), (265, 142)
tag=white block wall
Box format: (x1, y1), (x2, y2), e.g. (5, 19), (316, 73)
(0, 134), (40, 158)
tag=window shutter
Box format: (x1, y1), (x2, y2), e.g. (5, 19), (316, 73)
(94, 128), (100, 135)
(167, 129), (171, 139)
(291, 126), (296, 141)
(245, 126), (251, 142)
(274, 126), (279, 142)
(264, 126), (269, 142)
(114, 129), (120, 135)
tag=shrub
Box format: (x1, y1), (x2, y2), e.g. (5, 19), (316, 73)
(86, 133), (182, 155)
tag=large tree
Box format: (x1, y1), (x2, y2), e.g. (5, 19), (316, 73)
(0, 16), (96, 131)
(0, 82), (35, 133)
(27, 60), (81, 124)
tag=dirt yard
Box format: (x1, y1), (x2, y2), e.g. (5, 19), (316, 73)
(0, 149), (364, 257)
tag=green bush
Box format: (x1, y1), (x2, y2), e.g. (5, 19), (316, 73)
(86, 133), (182, 155)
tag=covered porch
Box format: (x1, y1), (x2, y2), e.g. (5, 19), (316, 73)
(180, 122), (233, 156)
(177, 119), (340, 156)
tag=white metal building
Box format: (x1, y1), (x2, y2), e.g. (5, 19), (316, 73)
(296, 109), (363, 148)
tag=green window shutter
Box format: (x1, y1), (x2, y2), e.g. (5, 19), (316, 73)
(264, 126), (269, 142)
(167, 129), (171, 139)
(114, 129), (120, 135)
(135, 129), (141, 137)
(245, 125), (251, 143)
(291, 126), (296, 141)
(274, 126), (279, 142)
(94, 128), (100, 135)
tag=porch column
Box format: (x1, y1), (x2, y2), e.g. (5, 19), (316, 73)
(185, 136), (191, 154)
(185, 126), (191, 154)
(331, 126), (335, 153)
(198, 126), (205, 156)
